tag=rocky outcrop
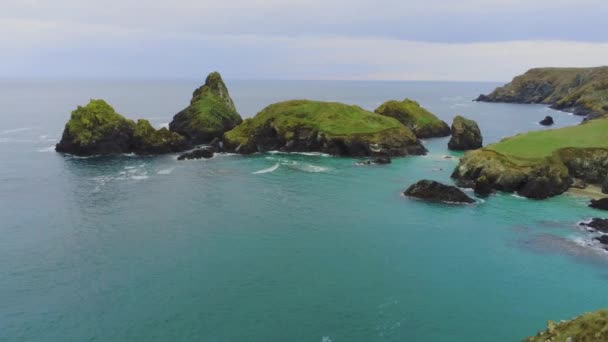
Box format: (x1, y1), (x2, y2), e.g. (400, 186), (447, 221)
(452, 150), (572, 199)
(169, 72), (242, 144)
(404, 180), (475, 204)
(177, 147), (215, 160)
(539, 116), (554, 126)
(56, 100), (192, 156)
(524, 309), (608, 342)
(476, 67), (608, 119)
(447, 116), (482, 151)
(374, 99), (450, 138)
(223, 100), (427, 157)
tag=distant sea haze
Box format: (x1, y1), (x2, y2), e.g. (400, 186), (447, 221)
(1, 79), (605, 342)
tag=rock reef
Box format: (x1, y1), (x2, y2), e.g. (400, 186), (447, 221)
(404, 180), (474, 204)
(169, 72), (242, 143)
(374, 99), (450, 138)
(447, 116), (482, 151)
(477, 67), (608, 119)
(223, 100), (427, 157)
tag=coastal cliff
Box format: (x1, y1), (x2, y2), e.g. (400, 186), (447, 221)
(223, 100), (427, 156)
(452, 118), (608, 199)
(477, 67), (608, 118)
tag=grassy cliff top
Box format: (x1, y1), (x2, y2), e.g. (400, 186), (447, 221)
(486, 118), (608, 163)
(524, 309), (608, 342)
(65, 99), (134, 145)
(225, 99), (413, 145)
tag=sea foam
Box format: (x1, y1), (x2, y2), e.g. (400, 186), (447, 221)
(253, 163), (279, 174)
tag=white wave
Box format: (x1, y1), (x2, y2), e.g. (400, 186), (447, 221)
(157, 167), (174, 175)
(124, 166), (137, 170)
(0, 127), (32, 135)
(511, 194), (526, 199)
(37, 145), (55, 152)
(253, 163), (280, 174)
(291, 163), (329, 173)
(267, 151), (331, 157)
(131, 175), (149, 180)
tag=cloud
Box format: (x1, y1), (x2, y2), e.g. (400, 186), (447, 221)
(1, 1), (608, 79)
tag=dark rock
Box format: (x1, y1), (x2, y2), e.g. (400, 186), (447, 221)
(539, 116), (554, 126)
(571, 178), (587, 189)
(602, 176), (608, 194)
(473, 176), (494, 198)
(579, 218), (608, 234)
(209, 137), (223, 151)
(447, 116), (482, 151)
(590, 198), (608, 211)
(357, 155), (392, 165)
(177, 147), (215, 160)
(404, 180), (475, 204)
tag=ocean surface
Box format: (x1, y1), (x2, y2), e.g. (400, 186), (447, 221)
(1, 79), (607, 342)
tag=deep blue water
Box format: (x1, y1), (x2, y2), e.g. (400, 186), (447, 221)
(1, 79), (607, 342)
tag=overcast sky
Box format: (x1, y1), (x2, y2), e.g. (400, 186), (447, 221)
(2, 0), (608, 81)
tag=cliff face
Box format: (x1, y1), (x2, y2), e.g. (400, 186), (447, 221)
(223, 100), (427, 156)
(477, 67), (608, 118)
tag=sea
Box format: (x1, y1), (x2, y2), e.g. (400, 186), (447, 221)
(1, 79), (607, 342)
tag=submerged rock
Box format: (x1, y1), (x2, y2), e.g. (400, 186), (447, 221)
(539, 115), (554, 126)
(404, 180), (474, 204)
(590, 198), (608, 211)
(447, 116), (482, 151)
(177, 147), (215, 160)
(169, 72), (242, 143)
(223, 100), (427, 157)
(374, 99), (451, 138)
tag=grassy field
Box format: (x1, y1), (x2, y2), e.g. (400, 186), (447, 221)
(487, 118), (608, 162)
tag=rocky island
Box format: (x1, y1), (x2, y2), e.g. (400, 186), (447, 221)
(374, 98), (450, 138)
(223, 99), (427, 156)
(477, 67), (608, 119)
(447, 115), (482, 151)
(55, 99), (191, 156)
(452, 117), (608, 199)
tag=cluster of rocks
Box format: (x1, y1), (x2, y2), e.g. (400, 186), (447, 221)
(579, 218), (608, 249)
(404, 180), (475, 204)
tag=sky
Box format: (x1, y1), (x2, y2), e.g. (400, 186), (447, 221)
(2, 0), (608, 81)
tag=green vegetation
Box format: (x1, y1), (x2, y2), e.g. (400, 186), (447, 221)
(374, 98), (450, 138)
(479, 67), (608, 117)
(64, 99), (134, 145)
(224, 100), (423, 156)
(524, 309), (608, 342)
(132, 119), (187, 153)
(225, 99), (414, 143)
(487, 118), (608, 165)
(169, 72), (242, 142)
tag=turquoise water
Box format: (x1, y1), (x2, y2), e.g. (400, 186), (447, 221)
(1, 80), (607, 341)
